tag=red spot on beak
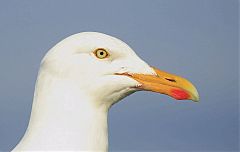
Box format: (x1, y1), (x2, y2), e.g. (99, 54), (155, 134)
(171, 89), (190, 100)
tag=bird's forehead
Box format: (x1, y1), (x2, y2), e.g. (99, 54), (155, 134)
(43, 32), (138, 63)
(66, 32), (136, 54)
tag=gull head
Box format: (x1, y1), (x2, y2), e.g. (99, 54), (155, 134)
(40, 32), (199, 108)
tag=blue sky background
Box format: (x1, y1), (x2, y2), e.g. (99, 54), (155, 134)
(0, 0), (238, 151)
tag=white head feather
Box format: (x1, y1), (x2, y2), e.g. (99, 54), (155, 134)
(14, 32), (156, 151)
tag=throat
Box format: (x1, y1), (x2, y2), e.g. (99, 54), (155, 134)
(14, 73), (109, 151)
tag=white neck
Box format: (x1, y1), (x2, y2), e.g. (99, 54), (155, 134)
(14, 70), (109, 151)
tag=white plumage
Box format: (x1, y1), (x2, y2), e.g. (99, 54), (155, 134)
(13, 32), (198, 151)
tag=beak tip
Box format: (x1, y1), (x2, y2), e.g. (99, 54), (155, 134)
(191, 89), (200, 102)
(192, 98), (199, 102)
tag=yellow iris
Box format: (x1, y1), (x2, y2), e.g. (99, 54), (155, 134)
(94, 48), (109, 59)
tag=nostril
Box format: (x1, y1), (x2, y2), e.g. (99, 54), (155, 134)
(165, 78), (176, 82)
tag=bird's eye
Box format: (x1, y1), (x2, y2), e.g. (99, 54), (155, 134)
(94, 48), (109, 59)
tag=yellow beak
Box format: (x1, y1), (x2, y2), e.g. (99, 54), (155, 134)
(119, 67), (199, 102)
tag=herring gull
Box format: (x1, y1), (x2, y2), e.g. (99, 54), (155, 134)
(13, 32), (199, 151)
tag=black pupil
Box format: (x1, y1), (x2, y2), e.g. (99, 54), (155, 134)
(100, 51), (104, 56)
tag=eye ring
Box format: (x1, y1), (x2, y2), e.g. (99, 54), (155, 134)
(94, 48), (109, 59)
